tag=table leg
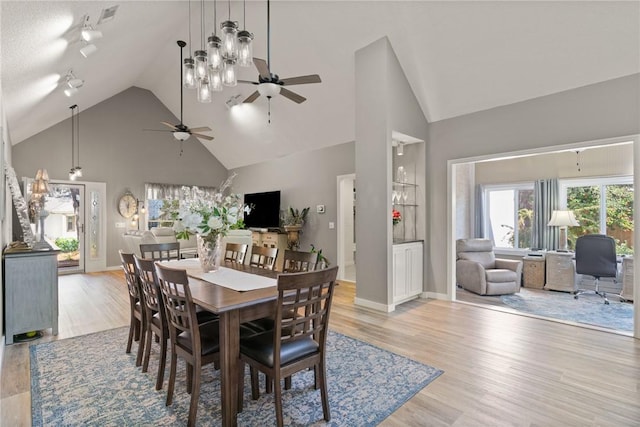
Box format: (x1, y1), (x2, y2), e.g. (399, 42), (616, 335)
(220, 310), (240, 427)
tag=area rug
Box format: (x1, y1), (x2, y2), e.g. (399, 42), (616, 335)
(31, 327), (443, 426)
(501, 288), (634, 331)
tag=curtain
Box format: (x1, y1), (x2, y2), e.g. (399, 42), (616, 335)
(532, 178), (559, 250)
(144, 182), (218, 200)
(474, 184), (494, 242)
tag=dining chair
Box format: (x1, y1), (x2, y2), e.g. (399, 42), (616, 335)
(249, 245), (279, 270)
(238, 266), (339, 427)
(224, 242), (249, 264)
(282, 249), (318, 273)
(133, 255), (168, 390)
(155, 262), (221, 427)
(119, 250), (145, 367)
(140, 242), (181, 261)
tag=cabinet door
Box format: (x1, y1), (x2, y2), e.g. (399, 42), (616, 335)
(407, 244), (423, 295)
(392, 246), (407, 300)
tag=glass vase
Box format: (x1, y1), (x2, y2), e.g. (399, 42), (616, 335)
(196, 233), (223, 272)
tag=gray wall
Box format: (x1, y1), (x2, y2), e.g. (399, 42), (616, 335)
(231, 141), (355, 267)
(12, 87), (228, 267)
(355, 37), (429, 308)
(428, 73), (640, 295)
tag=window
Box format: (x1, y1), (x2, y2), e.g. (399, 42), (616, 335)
(560, 176), (634, 253)
(66, 215), (76, 233)
(484, 184), (534, 249)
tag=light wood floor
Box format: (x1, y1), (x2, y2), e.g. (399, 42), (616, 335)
(2, 271), (639, 426)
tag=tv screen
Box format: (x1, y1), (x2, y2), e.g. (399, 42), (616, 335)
(243, 191), (281, 229)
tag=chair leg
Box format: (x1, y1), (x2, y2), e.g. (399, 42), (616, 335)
(274, 373), (284, 427)
(284, 376), (292, 390)
(250, 366), (260, 400)
(318, 361), (331, 421)
(135, 324), (145, 367)
(186, 363), (193, 394)
(142, 326), (153, 373)
(265, 374), (273, 394)
(187, 360), (201, 427)
(166, 349), (177, 406)
(126, 312), (135, 354)
(156, 335), (167, 391)
(237, 361), (245, 412)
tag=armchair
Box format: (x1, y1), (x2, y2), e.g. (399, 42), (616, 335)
(456, 239), (522, 295)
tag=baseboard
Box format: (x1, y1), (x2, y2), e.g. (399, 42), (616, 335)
(354, 297), (394, 313)
(105, 265), (122, 271)
(423, 291), (448, 300)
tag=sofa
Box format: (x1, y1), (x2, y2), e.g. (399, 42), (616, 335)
(456, 238), (522, 295)
(121, 227), (253, 262)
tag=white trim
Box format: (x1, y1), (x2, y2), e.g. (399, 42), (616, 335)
(336, 173), (356, 282)
(354, 297), (394, 313)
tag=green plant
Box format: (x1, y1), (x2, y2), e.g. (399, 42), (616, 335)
(284, 206), (310, 226)
(55, 237), (78, 253)
(310, 244), (330, 266)
(230, 218), (246, 230)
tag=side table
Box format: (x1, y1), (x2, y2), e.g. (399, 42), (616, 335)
(523, 255), (545, 289)
(620, 257), (634, 301)
(544, 251), (576, 292)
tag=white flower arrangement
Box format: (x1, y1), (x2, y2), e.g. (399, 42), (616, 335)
(173, 174), (249, 245)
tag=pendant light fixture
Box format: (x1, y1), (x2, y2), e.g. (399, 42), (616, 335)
(194, 0), (208, 82)
(183, 0), (196, 89)
(207, 0), (224, 92)
(237, 0), (254, 67)
(68, 105), (83, 180)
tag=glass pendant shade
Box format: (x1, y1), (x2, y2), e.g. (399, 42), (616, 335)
(222, 59), (237, 86)
(194, 50), (208, 80)
(207, 35), (223, 71)
(74, 167), (83, 178)
(197, 77), (212, 103)
(237, 30), (253, 67)
(210, 70), (223, 92)
(183, 57), (196, 89)
(220, 20), (238, 60)
(69, 169), (77, 181)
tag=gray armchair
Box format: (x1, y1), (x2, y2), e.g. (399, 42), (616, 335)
(456, 239), (522, 295)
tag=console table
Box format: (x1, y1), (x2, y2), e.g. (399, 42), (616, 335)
(544, 251), (576, 292)
(3, 248), (59, 344)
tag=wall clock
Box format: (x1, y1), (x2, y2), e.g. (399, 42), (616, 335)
(118, 192), (137, 218)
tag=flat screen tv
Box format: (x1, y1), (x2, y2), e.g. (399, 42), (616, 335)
(243, 191), (281, 229)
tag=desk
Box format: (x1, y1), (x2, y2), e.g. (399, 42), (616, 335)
(544, 251), (576, 292)
(186, 261), (278, 427)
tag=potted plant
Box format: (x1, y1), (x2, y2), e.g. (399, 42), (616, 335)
(310, 244), (330, 269)
(283, 206), (310, 250)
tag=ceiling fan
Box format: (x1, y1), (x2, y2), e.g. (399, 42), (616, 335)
(146, 41), (213, 144)
(239, 0), (321, 106)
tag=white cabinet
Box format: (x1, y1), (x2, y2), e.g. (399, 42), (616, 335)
(251, 230), (288, 271)
(392, 241), (423, 304)
(544, 251), (576, 292)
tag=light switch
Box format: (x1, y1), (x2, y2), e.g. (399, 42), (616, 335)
(329, 222), (335, 229)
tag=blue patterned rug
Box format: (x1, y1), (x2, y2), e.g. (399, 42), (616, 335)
(501, 289), (634, 331)
(31, 327), (442, 426)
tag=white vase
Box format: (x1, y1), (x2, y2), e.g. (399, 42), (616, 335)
(196, 234), (223, 272)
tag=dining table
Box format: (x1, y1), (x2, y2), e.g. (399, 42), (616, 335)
(162, 258), (279, 427)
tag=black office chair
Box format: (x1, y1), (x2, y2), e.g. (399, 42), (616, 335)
(574, 234), (618, 304)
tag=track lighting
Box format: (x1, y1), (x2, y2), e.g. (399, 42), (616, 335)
(81, 15), (103, 42)
(80, 43), (97, 58)
(63, 71), (84, 97)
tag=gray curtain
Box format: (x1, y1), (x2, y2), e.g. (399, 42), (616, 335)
(145, 182), (217, 200)
(532, 179), (559, 250)
(474, 184), (494, 242)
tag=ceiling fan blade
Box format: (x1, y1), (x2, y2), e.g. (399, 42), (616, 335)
(191, 132), (214, 141)
(188, 126), (212, 132)
(243, 91), (260, 103)
(280, 87), (306, 104)
(160, 121), (178, 130)
(238, 80), (259, 85)
(253, 58), (270, 80)
(280, 74), (322, 86)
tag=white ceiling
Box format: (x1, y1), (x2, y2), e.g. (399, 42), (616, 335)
(2, 1), (639, 169)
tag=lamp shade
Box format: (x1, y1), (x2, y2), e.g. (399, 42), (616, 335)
(548, 210), (580, 227)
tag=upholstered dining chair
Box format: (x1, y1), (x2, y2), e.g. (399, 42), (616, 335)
(238, 266), (339, 427)
(133, 255), (168, 390)
(155, 263), (221, 427)
(119, 250), (145, 367)
(282, 249), (318, 273)
(140, 242), (181, 261)
(249, 246), (279, 270)
(224, 242), (249, 264)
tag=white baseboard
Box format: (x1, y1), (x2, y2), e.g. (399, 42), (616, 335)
(354, 297), (394, 313)
(105, 265), (122, 271)
(423, 291), (449, 300)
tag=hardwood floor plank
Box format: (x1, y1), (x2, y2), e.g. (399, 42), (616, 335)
(1, 273), (639, 426)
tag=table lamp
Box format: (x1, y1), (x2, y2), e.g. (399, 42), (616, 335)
(548, 210), (580, 251)
(31, 169), (51, 249)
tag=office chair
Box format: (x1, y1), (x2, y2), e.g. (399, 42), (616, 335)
(574, 234), (618, 304)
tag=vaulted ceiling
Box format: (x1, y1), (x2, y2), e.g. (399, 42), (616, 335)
(2, 1), (639, 169)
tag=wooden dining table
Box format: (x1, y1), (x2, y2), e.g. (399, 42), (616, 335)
(185, 261), (279, 427)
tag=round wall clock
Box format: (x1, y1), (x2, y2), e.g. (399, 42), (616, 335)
(118, 193), (137, 218)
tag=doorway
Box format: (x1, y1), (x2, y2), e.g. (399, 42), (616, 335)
(337, 174), (356, 282)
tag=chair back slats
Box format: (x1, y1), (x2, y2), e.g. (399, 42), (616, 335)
(140, 242), (181, 261)
(275, 267), (339, 354)
(224, 243), (248, 264)
(119, 250), (140, 299)
(155, 263), (201, 352)
(134, 255), (161, 313)
(282, 250), (318, 273)
(249, 246), (279, 270)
